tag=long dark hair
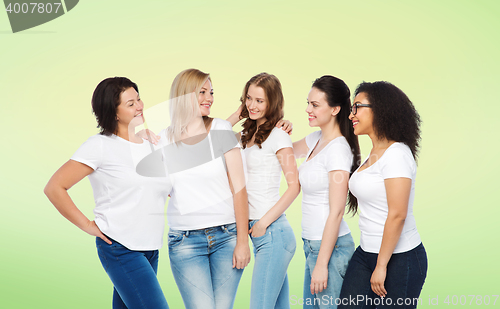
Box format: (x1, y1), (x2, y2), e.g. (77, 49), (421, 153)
(354, 81), (421, 160)
(312, 75), (360, 215)
(240, 73), (284, 149)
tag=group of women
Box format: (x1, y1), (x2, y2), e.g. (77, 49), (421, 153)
(44, 68), (428, 309)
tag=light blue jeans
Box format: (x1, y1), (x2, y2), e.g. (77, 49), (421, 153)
(249, 214), (296, 309)
(168, 223), (244, 309)
(303, 233), (355, 309)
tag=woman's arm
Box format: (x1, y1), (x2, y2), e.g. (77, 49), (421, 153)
(224, 147), (251, 269)
(226, 104), (243, 127)
(292, 138), (309, 159)
(370, 177), (411, 297)
(310, 170), (350, 295)
(44, 160), (111, 244)
(248, 147), (300, 237)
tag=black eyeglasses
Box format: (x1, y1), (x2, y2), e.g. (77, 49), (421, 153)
(350, 103), (371, 115)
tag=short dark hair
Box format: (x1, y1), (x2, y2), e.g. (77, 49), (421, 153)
(355, 81), (421, 159)
(91, 77), (139, 135)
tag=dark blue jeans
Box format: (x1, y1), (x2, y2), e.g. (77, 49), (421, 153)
(338, 243), (427, 309)
(96, 237), (169, 309)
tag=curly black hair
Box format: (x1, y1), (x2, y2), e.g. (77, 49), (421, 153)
(354, 81), (421, 159)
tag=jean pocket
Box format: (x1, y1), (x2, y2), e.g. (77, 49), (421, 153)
(415, 243), (428, 277)
(168, 232), (185, 249)
(224, 223), (237, 236)
(96, 244), (109, 271)
(279, 226), (296, 254)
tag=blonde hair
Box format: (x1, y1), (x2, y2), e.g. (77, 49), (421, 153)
(166, 69), (212, 142)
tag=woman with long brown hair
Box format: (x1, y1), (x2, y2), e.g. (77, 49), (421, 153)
(236, 72), (300, 309)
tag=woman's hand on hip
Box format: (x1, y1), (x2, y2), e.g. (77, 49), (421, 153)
(83, 220), (112, 244)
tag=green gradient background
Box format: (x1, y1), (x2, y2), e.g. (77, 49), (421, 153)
(1, 1), (499, 308)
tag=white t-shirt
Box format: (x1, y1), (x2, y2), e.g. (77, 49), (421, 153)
(161, 118), (241, 230)
(349, 142), (421, 254)
(71, 134), (172, 251)
(243, 127), (293, 220)
(299, 131), (352, 240)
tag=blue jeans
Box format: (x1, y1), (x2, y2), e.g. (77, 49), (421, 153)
(338, 243), (427, 309)
(249, 214), (296, 309)
(303, 233), (355, 309)
(95, 237), (169, 309)
(168, 223), (244, 309)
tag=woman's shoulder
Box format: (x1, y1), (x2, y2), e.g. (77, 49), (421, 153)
(304, 130), (321, 148)
(269, 126), (291, 140)
(384, 142), (414, 159)
(211, 118), (232, 130)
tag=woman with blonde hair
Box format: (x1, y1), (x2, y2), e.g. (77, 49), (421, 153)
(161, 69), (250, 309)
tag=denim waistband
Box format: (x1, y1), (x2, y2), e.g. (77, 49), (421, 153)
(170, 223), (236, 237)
(249, 214), (286, 227)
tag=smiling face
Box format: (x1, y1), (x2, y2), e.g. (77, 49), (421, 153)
(306, 87), (336, 128)
(198, 79), (213, 117)
(349, 92), (374, 136)
(116, 87), (144, 129)
(245, 84), (268, 123)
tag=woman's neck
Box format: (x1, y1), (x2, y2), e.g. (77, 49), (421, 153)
(116, 124), (142, 143)
(369, 133), (394, 150)
(319, 119), (342, 142)
(184, 117), (207, 138)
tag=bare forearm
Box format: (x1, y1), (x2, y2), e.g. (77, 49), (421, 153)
(377, 215), (405, 267)
(259, 184), (300, 228)
(44, 185), (90, 231)
(233, 189), (249, 243)
(316, 212), (343, 267)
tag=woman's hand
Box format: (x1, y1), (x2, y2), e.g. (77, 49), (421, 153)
(82, 220), (112, 244)
(136, 129), (160, 145)
(275, 119), (293, 135)
(310, 265), (329, 294)
(227, 104), (244, 127)
(370, 265), (388, 297)
(248, 220), (267, 238)
(232, 242), (251, 269)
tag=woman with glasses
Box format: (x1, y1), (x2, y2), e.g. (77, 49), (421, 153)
(338, 81), (427, 308)
(292, 75), (360, 309)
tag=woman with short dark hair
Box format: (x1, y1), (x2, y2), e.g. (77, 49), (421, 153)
(338, 81), (427, 309)
(44, 77), (171, 309)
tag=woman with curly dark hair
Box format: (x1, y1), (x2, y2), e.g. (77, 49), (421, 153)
(236, 72), (300, 309)
(338, 81), (427, 309)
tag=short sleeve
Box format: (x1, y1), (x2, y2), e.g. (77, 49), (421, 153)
(379, 144), (416, 179)
(325, 142), (353, 172)
(211, 118), (240, 154)
(70, 135), (103, 170)
(269, 128), (293, 154)
(305, 131), (321, 149)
